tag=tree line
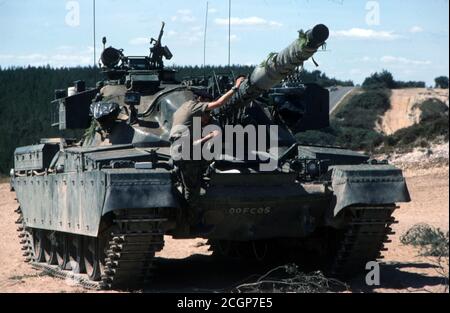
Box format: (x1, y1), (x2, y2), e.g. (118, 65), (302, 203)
(362, 70), (448, 89)
(0, 66), (447, 175)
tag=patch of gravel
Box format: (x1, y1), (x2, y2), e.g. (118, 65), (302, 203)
(381, 142), (449, 171)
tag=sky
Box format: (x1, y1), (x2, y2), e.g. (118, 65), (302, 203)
(0, 0), (448, 85)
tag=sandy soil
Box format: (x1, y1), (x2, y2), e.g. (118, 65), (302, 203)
(0, 167), (448, 293)
(378, 88), (449, 135)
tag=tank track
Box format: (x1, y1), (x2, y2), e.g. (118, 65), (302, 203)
(329, 205), (398, 276)
(15, 207), (165, 290)
(207, 205), (398, 278)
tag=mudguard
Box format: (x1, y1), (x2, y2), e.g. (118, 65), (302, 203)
(331, 165), (411, 216)
(14, 168), (180, 237)
(102, 169), (180, 215)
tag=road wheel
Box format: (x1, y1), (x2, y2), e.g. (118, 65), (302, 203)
(55, 233), (71, 270)
(83, 236), (106, 281)
(44, 231), (58, 265)
(68, 235), (85, 274)
(30, 229), (47, 263)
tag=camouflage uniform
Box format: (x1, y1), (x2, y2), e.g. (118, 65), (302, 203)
(170, 100), (210, 222)
(170, 100), (209, 138)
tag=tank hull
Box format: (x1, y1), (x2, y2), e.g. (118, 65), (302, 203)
(13, 151), (410, 240)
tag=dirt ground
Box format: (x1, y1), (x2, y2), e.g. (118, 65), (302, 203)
(0, 166), (448, 293)
(378, 88), (449, 135)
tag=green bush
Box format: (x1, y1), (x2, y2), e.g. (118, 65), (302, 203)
(334, 89), (391, 129)
(435, 76), (449, 89)
(362, 70), (396, 89)
(335, 126), (383, 151)
(401, 224), (449, 257)
(413, 98), (448, 122)
(296, 129), (338, 146)
(363, 70), (426, 89)
(297, 70), (354, 87)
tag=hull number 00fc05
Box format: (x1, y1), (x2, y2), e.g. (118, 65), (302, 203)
(228, 207), (272, 215)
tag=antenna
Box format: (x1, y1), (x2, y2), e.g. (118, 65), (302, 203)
(203, 1), (209, 75)
(228, 0), (231, 68)
(92, 0), (97, 70)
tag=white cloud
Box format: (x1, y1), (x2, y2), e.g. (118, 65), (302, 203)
(0, 47), (97, 67)
(129, 37), (149, 45)
(410, 26), (424, 33)
(180, 16), (196, 23)
(51, 54), (91, 64)
(0, 54), (16, 60)
(349, 68), (362, 75)
(229, 34), (240, 42)
(56, 45), (73, 51)
(170, 30), (204, 45)
(190, 26), (202, 32)
(332, 28), (399, 40)
(215, 16), (282, 28)
(177, 9), (191, 15)
(381, 56), (431, 66)
(17, 54), (48, 61)
(161, 24), (204, 47)
(171, 9), (196, 23)
(208, 8), (218, 14)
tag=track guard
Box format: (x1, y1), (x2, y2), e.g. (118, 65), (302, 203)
(102, 169), (181, 215)
(331, 165), (411, 216)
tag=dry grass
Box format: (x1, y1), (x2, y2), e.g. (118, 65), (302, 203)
(233, 264), (348, 293)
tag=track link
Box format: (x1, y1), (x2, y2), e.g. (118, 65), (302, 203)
(16, 207), (166, 290)
(330, 205), (397, 276)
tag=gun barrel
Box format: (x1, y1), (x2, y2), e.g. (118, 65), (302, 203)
(228, 24), (329, 108)
(158, 22), (165, 42)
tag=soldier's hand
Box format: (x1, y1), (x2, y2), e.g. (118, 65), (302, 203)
(211, 130), (221, 138)
(235, 77), (245, 88)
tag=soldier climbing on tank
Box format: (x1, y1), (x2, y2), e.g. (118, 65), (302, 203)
(170, 76), (245, 230)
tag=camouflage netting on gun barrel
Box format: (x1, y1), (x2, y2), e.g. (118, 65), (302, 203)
(252, 31), (317, 90)
(227, 31), (321, 110)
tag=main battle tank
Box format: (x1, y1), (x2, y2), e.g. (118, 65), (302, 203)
(10, 23), (410, 289)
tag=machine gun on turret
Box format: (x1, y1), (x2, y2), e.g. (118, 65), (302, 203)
(149, 22), (173, 69)
(97, 22), (177, 86)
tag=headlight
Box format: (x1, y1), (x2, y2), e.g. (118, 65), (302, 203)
(306, 161), (320, 178)
(10, 168), (15, 177)
(56, 164), (65, 173)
